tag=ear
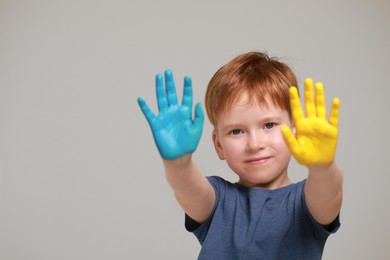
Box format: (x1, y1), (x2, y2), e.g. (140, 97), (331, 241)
(292, 122), (296, 135)
(288, 119), (296, 135)
(212, 130), (225, 160)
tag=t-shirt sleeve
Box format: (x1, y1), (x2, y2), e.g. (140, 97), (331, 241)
(301, 181), (341, 240)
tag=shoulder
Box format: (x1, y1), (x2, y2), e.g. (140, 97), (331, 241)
(206, 175), (236, 195)
(206, 175), (232, 186)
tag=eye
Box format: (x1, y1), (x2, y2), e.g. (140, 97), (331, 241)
(229, 129), (243, 135)
(264, 123), (275, 129)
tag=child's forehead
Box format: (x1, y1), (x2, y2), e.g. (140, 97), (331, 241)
(220, 92), (284, 117)
(231, 91), (276, 110)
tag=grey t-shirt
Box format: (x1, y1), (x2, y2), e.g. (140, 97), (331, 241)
(186, 176), (340, 260)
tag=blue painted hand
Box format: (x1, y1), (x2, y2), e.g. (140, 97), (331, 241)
(138, 70), (204, 160)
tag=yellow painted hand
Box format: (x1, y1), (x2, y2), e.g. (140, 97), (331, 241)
(281, 78), (340, 166)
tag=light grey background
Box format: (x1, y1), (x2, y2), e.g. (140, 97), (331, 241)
(1, 0), (389, 259)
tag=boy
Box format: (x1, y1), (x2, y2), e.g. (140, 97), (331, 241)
(137, 52), (343, 259)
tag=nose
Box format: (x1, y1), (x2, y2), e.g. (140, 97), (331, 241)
(246, 131), (264, 151)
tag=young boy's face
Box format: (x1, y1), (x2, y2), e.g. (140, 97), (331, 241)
(212, 92), (294, 189)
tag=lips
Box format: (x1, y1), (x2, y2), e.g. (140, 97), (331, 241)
(246, 156), (272, 165)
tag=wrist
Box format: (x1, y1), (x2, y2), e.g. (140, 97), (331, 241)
(308, 160), (338, 172)
(163, 154), (193, 170)
(307, 161), (343, 185)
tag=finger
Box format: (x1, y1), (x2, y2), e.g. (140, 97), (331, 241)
(193, 103), (204, 131)
(304, 78), (316, 117)
(329, 98), (340, 128)
(137, 97), (156, 124)
(315, 82), (327, 119)
(281, 125), (301, 155)
(182, 76), (193, 110)
(156, 73), (168, 111)
(165, 70), (179, 106)
(289, 87), (304, 123)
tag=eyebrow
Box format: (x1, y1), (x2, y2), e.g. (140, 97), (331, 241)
(221, 123), (242, 132)
(259, 116), (283, 122)
(220, 116), (283, 131)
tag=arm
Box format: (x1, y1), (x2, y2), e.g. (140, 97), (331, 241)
(138, 70), (215, 223)
(281, 78), (343, 225)
(163, 155), (215, 223)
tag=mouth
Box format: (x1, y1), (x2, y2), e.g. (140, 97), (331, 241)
(246, 156), (272, 165)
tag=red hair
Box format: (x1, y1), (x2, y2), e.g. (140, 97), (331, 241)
(205, 52), (298, 127)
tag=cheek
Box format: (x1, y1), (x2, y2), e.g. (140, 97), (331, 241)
(276, 134), (288, 148)
(272, 132), (291, 154)
(277, 139), (292, 161)
(221, 140), (243, 160)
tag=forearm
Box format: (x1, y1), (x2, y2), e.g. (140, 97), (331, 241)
(163, 155), (215, 223)
(305, 161), (343, 225)
(163, 155), (204, 195)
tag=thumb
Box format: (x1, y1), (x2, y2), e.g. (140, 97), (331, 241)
(137, 96), (155, 125)
(281, 125), (300, 155)
(193, 102), (204, 130)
